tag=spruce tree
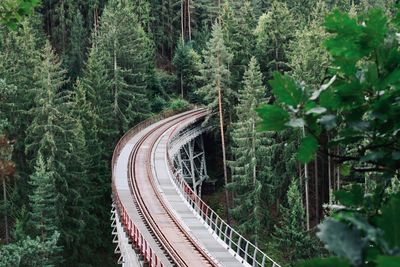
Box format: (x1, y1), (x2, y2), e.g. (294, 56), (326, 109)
(271, 179), (318, 265)
(95, 0), (154, 133)
(64, 7), (87, 80)
(28, 154), (59, 241)
(197, 22), (234, 129)
(25, 41), (93, 264)
(0, 232), (61, 267)
(172, 40), (201, 99)
(0, 17), (42, 173)
(220, 0), (257, 94)
(288, 1), (330, 89)
(196, 22), (233, 221)
(228, 57), (266, 243)
(254, 1), (296, 81)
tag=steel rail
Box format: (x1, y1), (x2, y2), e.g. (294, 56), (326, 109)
(128, 109), (219, 267)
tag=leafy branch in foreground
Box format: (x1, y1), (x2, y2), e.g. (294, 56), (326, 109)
(0, 0), (40, 30)
(257, 7), (400, 267)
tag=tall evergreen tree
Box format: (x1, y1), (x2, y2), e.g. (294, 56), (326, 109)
(64, 7), (87, 80)
(228, 57), (266, 243)
(172, 40), (201, 99)
(271, 179), (318, 265)
(254, 1), (296, 81)
(288, 1), (330, 89)
(25, 41), (94, 264)
(196, 22), (233, 221)
(28, 154), (59, 241)
(95, 0), (154, 133)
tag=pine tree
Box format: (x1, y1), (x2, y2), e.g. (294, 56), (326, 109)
(25, 41), (93, 264)
(271, 179), (318, 265)
(95, 0), (154, 133)
(0, 120), (16, 244)
(172, 40), (201, 99)
(284, 0), (318, 23)
(64, 7), (87, 80)
(25, 41), (70, 169)
(197, 22), (234, 129)
(254, 1), (296, 81)
(288, 1), (330, 89)
(228, 57), (266, 243)
(196, 22), (233, 221)
(0, 232), (61, 267)
(28, 154), (59, 240)
(0, 17), (42, 172)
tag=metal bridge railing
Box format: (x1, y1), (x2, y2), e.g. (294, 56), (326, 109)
(166, 120), (281, 267)
(112, 187), (164, 267)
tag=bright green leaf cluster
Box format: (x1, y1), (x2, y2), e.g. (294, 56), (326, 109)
(0, 0), (40, 30)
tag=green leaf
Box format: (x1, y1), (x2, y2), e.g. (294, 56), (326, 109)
(340, 164), (351, 176)
(269, 72), (302, 107)
(364, 9), (388, 53)
(334, 184), (364, 207)
(376, 194), (400, 249)
(256, 104), (289, 131)
(298, 135), (319, 163)
(320, 89), (340, 109)
(376, 256), (400, 267)
(317, 219), (364, 266)
(297, 257), (350, 267)
(324, 10), (364, 74)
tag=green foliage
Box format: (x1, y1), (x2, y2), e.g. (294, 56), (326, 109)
(258, 6), (400, 266)
(0, 0), (40, 30)
(63, 8), (87, 80)
(298, 257), (350, 267)
(196, 22), (234, 129)
(297, 135), (319, 163)
(376, 194), (400, 249)
(28, 154), (59, 240)
(256, 105), (289, 131)
(317, 219), (363, 265)
(288, 1), (330, 89)
(258, 8), (400, 173)
(272, 179), (318, 265)
(254, 1), (297, 81)
(0, 232), (60, 267)
(228, 57), (266, 243)
(172, 41), (201, 99)
(167, 98), (190, 112)
(93, 0), (154, 133)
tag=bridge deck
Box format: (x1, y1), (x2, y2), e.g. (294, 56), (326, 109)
(113, 111), (244, 266)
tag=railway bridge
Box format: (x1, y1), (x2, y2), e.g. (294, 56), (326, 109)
(111, 109), (280, 267)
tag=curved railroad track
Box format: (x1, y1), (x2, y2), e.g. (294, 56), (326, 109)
(127, 109), (218, 267)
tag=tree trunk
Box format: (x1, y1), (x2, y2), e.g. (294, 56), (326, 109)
(188, 0), (192, 41)
(217, 70), (230, 223)
(3, 178), (9, 243)
(303, 127), (310, 230)
(328, 148), (332, 205)
(181, 0), (184, 43)
(314, 157), (319, 223)
(252, 120), (256, 185)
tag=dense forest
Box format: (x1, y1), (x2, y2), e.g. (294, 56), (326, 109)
(1, 0), (400, 266)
